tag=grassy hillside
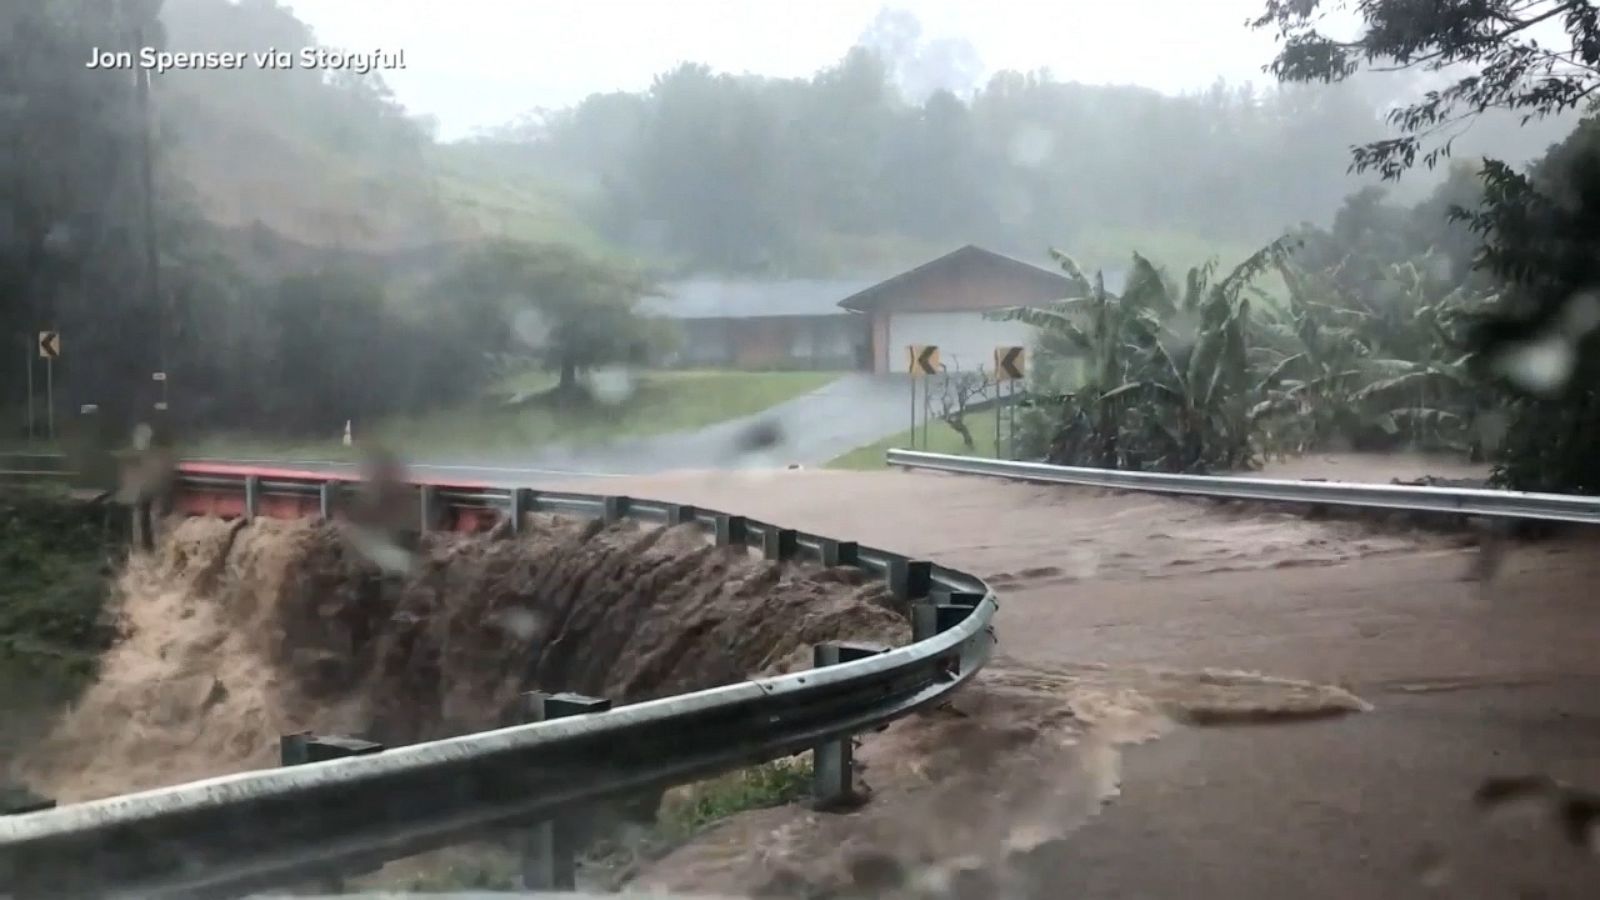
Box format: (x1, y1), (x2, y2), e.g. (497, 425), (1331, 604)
(155, 0), (607, 259)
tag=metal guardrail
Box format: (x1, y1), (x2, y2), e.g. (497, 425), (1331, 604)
(0, 466), (997, 898)
(885, 449), (1600, 525)
(0, 452), (69, 480)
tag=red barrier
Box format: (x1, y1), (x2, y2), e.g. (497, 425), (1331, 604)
(169, 462), (503, 532)
(176, 461), (496, 490)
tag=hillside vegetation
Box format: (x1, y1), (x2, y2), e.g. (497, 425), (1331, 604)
(156, 0), (603, 255)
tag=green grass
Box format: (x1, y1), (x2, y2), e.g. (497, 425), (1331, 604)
(828, 407), (1004, 469)
(353, 757), (813, 892)
(654, 757), (813, 843)
(187, 369), (842, 461)
(0, 487), (123, 769)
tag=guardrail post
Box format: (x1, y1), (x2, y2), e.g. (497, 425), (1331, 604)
(132, 499), (155, 553)
(318, 481), (336, 521)
(933, 602), (969, 633)
(243, 475), (260, 521)
(810, 642), (886, 812)
(762, 527), (798, 561)
(1, 783), (54, 816)
(419, 485), (440, 532)
(911, 602), (939, 642)
(820, 539), (859, 567)
(667, 503), (697, 526)
(936, 591), (985, 610)
(602, 496), (630, 524)
(280, 733), (384, 766)
(888, 558), (932, 600)
(279, 733), (384, 891)
(715, 514), (747, 547)
(511, 488), (536, 534)
(518, 691), (611, 891)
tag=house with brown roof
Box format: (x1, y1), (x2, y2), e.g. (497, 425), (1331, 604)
(837, 245), (1074, 374)
(647, 245), (1076, 373)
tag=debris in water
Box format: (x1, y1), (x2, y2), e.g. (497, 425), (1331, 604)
(734, 419), (784, 455)
(1475, 775), (1600, 853)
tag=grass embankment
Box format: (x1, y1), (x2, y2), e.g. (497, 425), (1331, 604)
(829, 407), (1004, 469)
(0, 487), (121, 769)
(189, 369), (841, 461)
(364, 758), (813, 892)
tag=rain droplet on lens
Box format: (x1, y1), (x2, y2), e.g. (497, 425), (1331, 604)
(496, 607), (543, 640)
(1475, 410), (1508, 452)
(589, 366), (636, 405)
(1492, 334), (1573, 394)
(511, 305), (550, 349)
(1008, 122), (1054, 169)
(1559, 291), (1600, 339)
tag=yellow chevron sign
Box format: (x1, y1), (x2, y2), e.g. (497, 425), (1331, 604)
(907, 344), (941, 376)
(994, 346), (1025, 381)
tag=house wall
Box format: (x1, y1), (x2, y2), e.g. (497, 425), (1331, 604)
(674, 315), (867, 370)
(866, 264), (1068, 373)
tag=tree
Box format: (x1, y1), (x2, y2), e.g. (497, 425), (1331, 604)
(930, 364), (997, 452)
(431, 241), (674, 399)
(1252, 0), (1600, 179)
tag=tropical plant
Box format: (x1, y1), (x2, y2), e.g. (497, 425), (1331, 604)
(992, 238), (1294, 473)
(1250, 252), (1490, 458)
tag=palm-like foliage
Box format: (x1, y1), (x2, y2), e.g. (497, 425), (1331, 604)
(991, 237), (1294, 472)
(991, 238), (1494, 471)
(1251, 253), (1487, 456)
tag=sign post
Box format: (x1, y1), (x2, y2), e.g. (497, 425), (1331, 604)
(993, 346), (1026, 459)
(907, 345), (940, 450)
(24, 335), (34, 445)
(38, 331), (59, 441)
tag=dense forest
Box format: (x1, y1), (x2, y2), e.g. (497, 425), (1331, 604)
(481, 7), (1576, 276)
(3, 0), (1599, 495)
(1002, 0), (1600, 494)
(1, 0), (639, 448)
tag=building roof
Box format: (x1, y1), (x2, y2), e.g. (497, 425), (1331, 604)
(643, 278), (877, 320)
(836, 244), (1074, 313)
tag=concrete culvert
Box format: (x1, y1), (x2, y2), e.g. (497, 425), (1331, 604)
(17, 512), (910, 805)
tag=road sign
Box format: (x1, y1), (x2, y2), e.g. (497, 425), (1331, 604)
(907, 344), (941, 376)
(151, 372), (167, 381)
(995, 346), (1026, 381)
(37, 331), (60, 360)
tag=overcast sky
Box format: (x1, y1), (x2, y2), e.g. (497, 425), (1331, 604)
(278, 0), (1287, 140)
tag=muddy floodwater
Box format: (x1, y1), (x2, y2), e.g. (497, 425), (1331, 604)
(555, 463), (1600, 899)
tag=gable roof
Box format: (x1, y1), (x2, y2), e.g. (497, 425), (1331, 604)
(643, 277), (876, 319)
(836, 244), (1073, 313)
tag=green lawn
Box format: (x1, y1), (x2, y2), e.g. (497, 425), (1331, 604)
(188, 369), (842, 460)
(828, 407), (1004, 469)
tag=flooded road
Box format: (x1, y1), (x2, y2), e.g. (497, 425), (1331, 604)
(556, 465), (1600, 898)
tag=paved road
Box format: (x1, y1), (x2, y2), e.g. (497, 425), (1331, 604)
(192, 374), (917, 481)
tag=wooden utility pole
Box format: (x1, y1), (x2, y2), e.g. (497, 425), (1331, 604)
(132, 5), (167, 416)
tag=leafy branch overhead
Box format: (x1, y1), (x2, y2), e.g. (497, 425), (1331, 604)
(1253, 0), (1600, 178)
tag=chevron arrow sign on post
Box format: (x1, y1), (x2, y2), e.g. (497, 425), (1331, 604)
(994, 346), (1025, 381)
(907, 344), (941, 376)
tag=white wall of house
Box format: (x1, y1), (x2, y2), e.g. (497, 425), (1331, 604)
(884, 311), (1038, 375)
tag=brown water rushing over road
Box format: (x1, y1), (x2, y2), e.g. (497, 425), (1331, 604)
(552, 464), (1600, 898)
(15, 512), (907, 804)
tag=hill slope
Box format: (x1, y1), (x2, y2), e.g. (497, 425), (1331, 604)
(155, 0), (605, 259)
